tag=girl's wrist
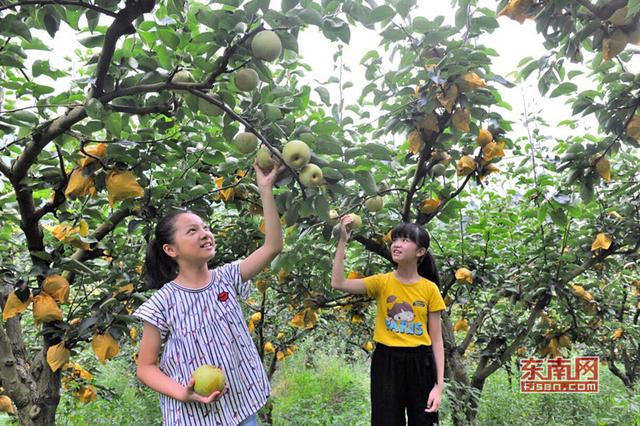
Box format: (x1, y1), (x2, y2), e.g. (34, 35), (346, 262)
(178, 387), (190, 402)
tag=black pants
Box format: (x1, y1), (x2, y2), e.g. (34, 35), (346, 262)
(371, 343), (439, 426)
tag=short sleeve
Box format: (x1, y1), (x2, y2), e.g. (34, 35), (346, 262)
(215, 260), (252, 299)
(133, 293), (169, 339)
(363, 274), (385, 298)
(427, 282), (446, 312)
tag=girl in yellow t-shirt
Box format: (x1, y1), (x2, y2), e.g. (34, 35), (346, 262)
(331, 218), (445, 426)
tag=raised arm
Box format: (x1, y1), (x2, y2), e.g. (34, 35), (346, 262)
(331, 215), (367, 295)
(240, 161), (284, 281)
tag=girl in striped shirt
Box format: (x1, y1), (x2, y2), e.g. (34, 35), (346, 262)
(134, 161), (283, 425)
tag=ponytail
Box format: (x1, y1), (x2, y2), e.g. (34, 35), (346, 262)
(143, 209), (188, 289)
(418, 251), (441, 288)
(144, 238), (178, 289)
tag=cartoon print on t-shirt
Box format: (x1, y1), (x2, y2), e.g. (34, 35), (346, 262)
(385, 295), (423, 336)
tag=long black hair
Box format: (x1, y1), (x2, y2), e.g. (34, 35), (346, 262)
(390, 222), (441, 287)
(143, 209), (190, 289)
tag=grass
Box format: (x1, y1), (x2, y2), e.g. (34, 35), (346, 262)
(475, 365), (640, 426)
(1, 346), (639, 425)
(268, 341), (371, 426)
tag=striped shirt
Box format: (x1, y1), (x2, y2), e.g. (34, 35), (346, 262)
(133, 261), (270, 425)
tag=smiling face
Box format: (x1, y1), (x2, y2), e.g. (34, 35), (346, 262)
(391, 236), (426, 265)
(162, 213), (216, 264)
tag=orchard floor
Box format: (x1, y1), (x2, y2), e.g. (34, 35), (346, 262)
(0, 350), (638, 425)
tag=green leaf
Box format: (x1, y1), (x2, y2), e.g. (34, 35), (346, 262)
(86, 10), (100, 32)
(223, 123), (239, 142)
(157, 29), (181, 50)
(355, 170), (378, 194)
(195, 9), (222, 29)
(7, 16), (32, 41)
(362, 143), (392, 160)
(0, 53), (23, 68)
(580, 182), (594, 204)
(549, 208), (568, 227)
(79, 34), (105, 48)
(380, 27), (406, 42)
(282, 0), (299, 12)
(11, 110), (39, 125)
(322, 17), (350, 43)
(412, 16), (430, 33)
(313, 195), (331, 221)
(263, 104), (283, 121)
(397, 0), (415, 17)
(105, 112), (122, 137)
(85, 98), (105, 119)
(321, 167), (343, 180)
(369, 5), (395, 23)
(277, 31), (299, 53)
(60, 258), (97, 276)
(298, 8), (323, 27)
(43, 14), (60, 38)
(21, 38), (49, 51)
(549, 82), (577, 98)
(315, 87), (330, 106)
(31, 60), (64, 79)
(284, 204), (299, 226)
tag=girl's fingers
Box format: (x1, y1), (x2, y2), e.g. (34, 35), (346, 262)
(424, 394), (440, 412)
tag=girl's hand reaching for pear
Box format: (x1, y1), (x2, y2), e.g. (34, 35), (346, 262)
(339, 215), (354, 242)
(254, 159), (283, 190)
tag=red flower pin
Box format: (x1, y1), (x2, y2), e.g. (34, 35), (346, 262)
(218, 291), (229, 302)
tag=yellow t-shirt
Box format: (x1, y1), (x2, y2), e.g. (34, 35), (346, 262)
(363, 272), (446, 347)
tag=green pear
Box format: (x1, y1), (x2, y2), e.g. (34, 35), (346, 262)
(256, 146), (275, 172)
(282, 140), (311, 169)
(234, 68), (259, 91)
(365, 195), (384, 212)
(347, 213), (362, 230)
(198, 94), (224, 116)
(431, 163), (447, 177)
(251, 30), (283, 62)
(234, 132), (259, 154)
(299, 163), (323, 187)
(171, 70), (193, 84)
(329, 209), (340, 225)
(192, 365), (225, 396)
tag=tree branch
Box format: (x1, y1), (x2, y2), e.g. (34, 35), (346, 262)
(459, 289), (507, 355)
(0, 0), (118, 17)
(33, 144), (68, 221)
(108, 100), (176, 116)
(187, 89), (306, 191)
(204, 26), (263, 86)
(353, 234), (392, 263)
(416, 173), (473, 226)
(402, 130), (435, 222)
(71, 207), (134, 262)
(92, 0), (156, 96)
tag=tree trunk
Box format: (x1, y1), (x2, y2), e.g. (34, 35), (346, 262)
(441, 312), (476, 426)
(8, 351), (61, 426)
(1, 315), (61, 426)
